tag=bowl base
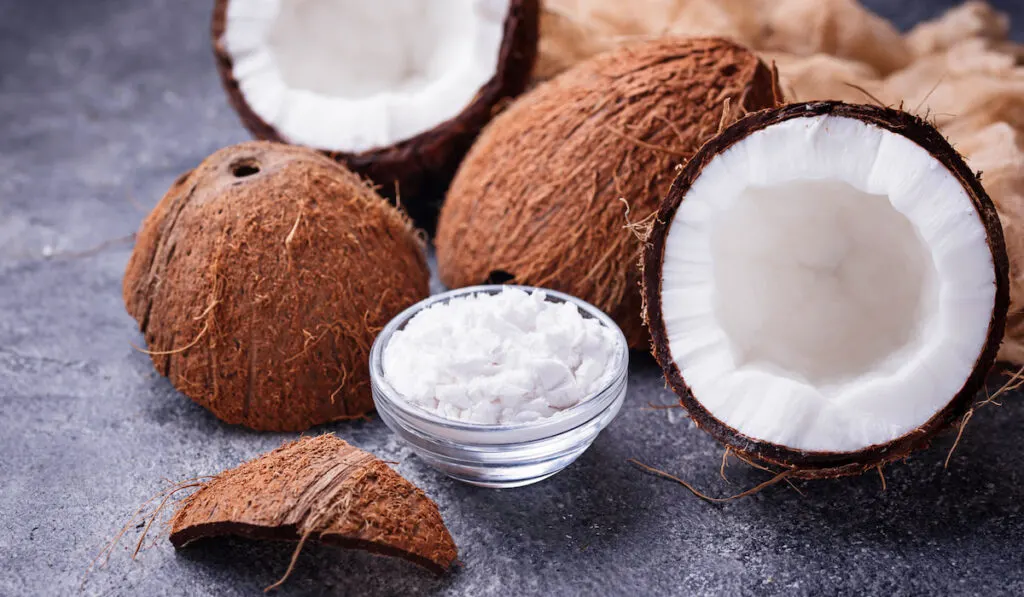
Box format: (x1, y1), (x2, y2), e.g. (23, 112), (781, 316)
(414, 448), (587, 488)
(443, 469), (563, 489)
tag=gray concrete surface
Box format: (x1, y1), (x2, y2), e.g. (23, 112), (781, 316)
(2, 0), (1023, 595)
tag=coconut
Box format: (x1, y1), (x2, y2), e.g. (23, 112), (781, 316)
(212, 0), (539, 222)
(170, 435), (457, 586)
(435, 37), (778, 349)
(642, 102), (1009, 478)
(123, 141), (429, 431)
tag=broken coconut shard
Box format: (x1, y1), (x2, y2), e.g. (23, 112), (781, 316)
(122, 142), (430, 432)
(170, 435), (458, 583)
(643, 102), (1009, 479)
(436, 37), (778, 350)
(212, 0), (539, 219)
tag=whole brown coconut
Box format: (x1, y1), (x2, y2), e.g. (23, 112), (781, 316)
(123, 142), (429, 431)
(171, 435), (457, 586)
(212, 0), (540, 225)
(435, 37), (777, 349)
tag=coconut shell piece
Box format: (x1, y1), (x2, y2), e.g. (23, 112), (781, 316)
(435, 37), (777, 349)
(642, 102), (1010, 479)
(211, 0), (540, 226)
(170, 435), (457, 577)
(123, 141), (429, 431)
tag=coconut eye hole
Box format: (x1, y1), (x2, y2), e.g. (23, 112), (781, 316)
(485, 270), (515, 284)
(230, 159), (260, 178)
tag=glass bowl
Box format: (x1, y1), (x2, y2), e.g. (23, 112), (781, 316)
(369, 285), (628, 488)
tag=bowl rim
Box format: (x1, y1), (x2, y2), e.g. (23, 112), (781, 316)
(369, 284), (629, 438)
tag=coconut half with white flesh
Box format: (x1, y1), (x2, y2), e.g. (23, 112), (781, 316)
(643, 102), (1009, 478)
(212, 0), (539, 221)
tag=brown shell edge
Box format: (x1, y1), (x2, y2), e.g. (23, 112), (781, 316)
(642, 101), (1010, 479)
(211, 0), (540, 226)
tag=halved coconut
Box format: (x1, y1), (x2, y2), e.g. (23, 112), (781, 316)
(212, 0), (539, 221)
(643, 102), (1009, 478)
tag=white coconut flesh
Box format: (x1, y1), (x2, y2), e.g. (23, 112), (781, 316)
(223, 0), (509, 152)
(661, 114), (997, 453)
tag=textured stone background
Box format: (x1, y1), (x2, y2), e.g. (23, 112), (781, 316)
(2, 1), (1023, 595)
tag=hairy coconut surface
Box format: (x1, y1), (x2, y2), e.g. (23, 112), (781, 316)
(212, 0), (539, 224)
(123, 141), (429, 431)
(170, 435), (457, 578)
(643, 102), (1009, 479)
(436, 37), (777, 349)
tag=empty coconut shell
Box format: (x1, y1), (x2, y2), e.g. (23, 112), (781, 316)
(123, 142), (429, 431)
(170, 435), (457, 581)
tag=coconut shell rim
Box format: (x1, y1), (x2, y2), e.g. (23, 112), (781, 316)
(642, 101), (1010, 478)
(210, 0), (539, 198)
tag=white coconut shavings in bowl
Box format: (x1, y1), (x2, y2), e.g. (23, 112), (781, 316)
(381, 287), (620, 425)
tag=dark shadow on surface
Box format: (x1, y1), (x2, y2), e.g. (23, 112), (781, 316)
(628, 347), (661, 370)
(439, 431), (657, 556)
(679, 392), (1024, 555)
(177, 536), (453, 597)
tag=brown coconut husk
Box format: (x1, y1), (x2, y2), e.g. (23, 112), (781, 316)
(168, 435), (457, 588)
(436, 37), (777, 349)
(212, 0), (540, 225)
(642, 102), (1010, 479)
(123, 141), (429, 431)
